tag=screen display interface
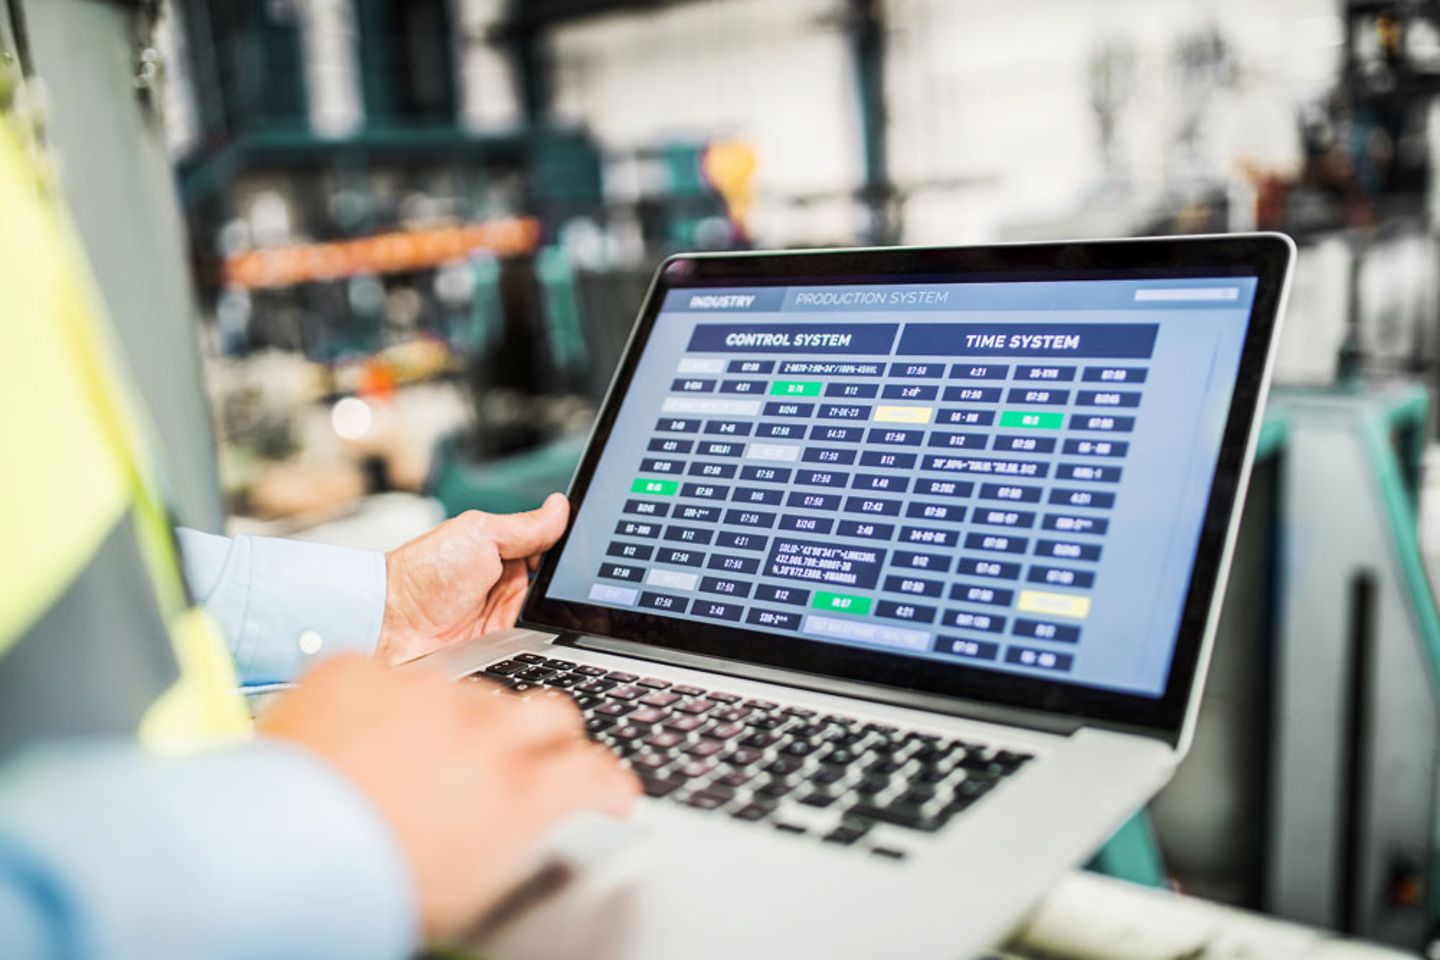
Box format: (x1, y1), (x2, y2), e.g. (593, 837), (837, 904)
(543, 275), (1258, 698)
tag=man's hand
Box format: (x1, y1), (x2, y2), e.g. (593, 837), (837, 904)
(258, 655), (638, 943)
(379, 493), (568, 664)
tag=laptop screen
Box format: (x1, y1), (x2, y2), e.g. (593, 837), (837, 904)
(538, 268), (1263, 702)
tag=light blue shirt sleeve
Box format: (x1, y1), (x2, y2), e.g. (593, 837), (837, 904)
(175, 530), (388, 685)
(0, 739), (419, 960)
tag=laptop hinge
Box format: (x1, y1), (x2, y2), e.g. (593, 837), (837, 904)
(551, 629), (1090, 739)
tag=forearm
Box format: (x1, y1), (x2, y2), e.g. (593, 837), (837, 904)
(177, 529), (387, 684)
(0, 741), (417, 959)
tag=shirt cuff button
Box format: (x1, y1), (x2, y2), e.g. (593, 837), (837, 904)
(298, 630), (324, 656)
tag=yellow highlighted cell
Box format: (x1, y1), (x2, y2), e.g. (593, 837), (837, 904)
(1017, 590), (1092, 620)
(874, 405), (934, 424)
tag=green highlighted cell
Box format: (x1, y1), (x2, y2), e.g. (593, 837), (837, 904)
(770, 380), (822, 397)
(811, 591), (873, 616)
(630, 478), (679, 496)
(998, 410), (1064, 430)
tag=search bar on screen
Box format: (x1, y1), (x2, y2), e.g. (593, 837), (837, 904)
(1134, 288), (1239, 302)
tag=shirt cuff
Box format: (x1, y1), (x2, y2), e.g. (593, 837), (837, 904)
(0, 740), (418, 960)
(178, 530), (388, 685)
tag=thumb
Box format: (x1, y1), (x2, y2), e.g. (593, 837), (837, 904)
(481, 493), (570, 560)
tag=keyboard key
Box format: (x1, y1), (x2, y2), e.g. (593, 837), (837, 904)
(640, 691), (682, 708)
(574, 665), (606, 677)
(483, 660), (526, 676)
(774, 822), (807, 835)
(731, 802), (774, 822)
(629, 707), (668, 724)
(593, 701), (634, 717)
(575, 679), (616, 695)
(799, 792), (838, 809)
(706, 692), (742, 704)
(606, 671), (640, 683)
(686, 740), (725, 758)
(722, 748), (765, 767)
(646, 731), (685, 750)
(607, 686), (645, 702)
(673, 685), (707, 697)
(871, 847), (907, 860)
(677, 760), (716, 779)
(641, 776), (681, 798)
(846, 801), (941, 833)
(685, 790), (729, 811)
(703, 722), (745, 740)
(638, 678), (672, 690)
(823, 823), (871, 846)
(664, 715), (706, 733)
(544, 659), (577, 670)
(675, 700), (715, 716)
(515, 653), (546, 664)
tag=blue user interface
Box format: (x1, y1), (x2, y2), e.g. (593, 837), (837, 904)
(544, 276), (1259, 698)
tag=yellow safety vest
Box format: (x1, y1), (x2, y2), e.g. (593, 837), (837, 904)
(0, 120), (249, 750)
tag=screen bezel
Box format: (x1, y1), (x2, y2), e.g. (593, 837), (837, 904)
(522, 236), (1292, 740)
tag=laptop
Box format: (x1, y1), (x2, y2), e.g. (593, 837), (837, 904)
(408, 235), (1294, 958)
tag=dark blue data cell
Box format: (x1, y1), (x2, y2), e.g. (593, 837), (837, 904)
(672, 378), (717, 392)
(836, 520), (895, 540)
(1005, 646), (1074, 673)
(992, 434), (1056, 454)
(755, 583), (811, 606)
(905, 501), (966, 523)
(1042, 513), (1109, 535)
(615, 520), (661, 539)
(598, 563), (644, 583)
(933, 637), (1000, 661)
(900, 323), (1157, 359)
(971, 508), (1036, 529)
(779, 361), (884, 377)
(648, 437), (694, 454)
(739, 465), (793, 483)
(681, 482), (730, 501)
(1006, 387), (1071, 405)
(639, 458), (685, 475)
(1028, 565), (1095, 589)
(728, 359), (776, 374)
(704, 419), (754, 436)
(949, 583), (1015, 607)
(655, 547), (706, 567)
(866, 427), (924, 446)
(936, 408), (996, 426)
(888, 362), (946, 378)
(1035, 539), (1102, 561)
(656, 417), (702, 433)
(1049, 488), (1116, 509)
(883, 575), (943, 598)
(1070, 414), (1135, 433)
(859, 450), (917, 469)
(690, 599), (744, 622)
(698, 440), (745, 458)
(900, 526), (959, 547)
(664, 525), (714, 545)
(942, 609), (1006, 633)
(1082, 366), (1148, 384)
(818, 403), (872, 420)
(718, 379), (767, 395)
(892, 550), (952, 573)
(1055, 463), (1122, 483)
(731, 486), (783, 506)
(673, 505), (721, 524)
(1062, 438), (1129, 458)
(845, 496), (902, 517)
(623, 499), (671, 518)
(809, 424), (865, 443)
(875, 600), (937, 624)
(795, 469), (849, 488)
(763, 401), (815, 418)
(924, 455), (1049, 480)
(639, 591), (688, 613)
(690, 324), (899, 355)
(723, 508), (777, 529)
(700, 576), (752, 599)
(963, 532), (1028, 554)
(803, 447), (858, 465)
(914, 478), (973, 498)
(1014, 619), (1081, 643)
(1014, 365), (1075, 382)
(824, 382), (880, 399)
(882, 384), (939, 401)
(779, 514), (835, 535)
(708, 553), (762, 575)
(1075, 390), (1142, 408)
(978, 483), (1043, 504)
(606, 541), (655, 561)
(852, 473), (910, 493)
(715, 530), (769, 552)
(956, 557), (1021, 580)
(927, 431), (989, 450)
(746, 608), (801, 630)
(688, 461), (738, 479)
(943, 386), (1003, 403)
(949, 363), (1009, 381)
(787, 491), (842, 511)
(756, 421), (805, 440)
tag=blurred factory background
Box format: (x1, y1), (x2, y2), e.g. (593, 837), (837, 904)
(12, 0), (1440, 954)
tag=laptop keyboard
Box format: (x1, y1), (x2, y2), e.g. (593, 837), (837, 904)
(476, 654), (1033, 860)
